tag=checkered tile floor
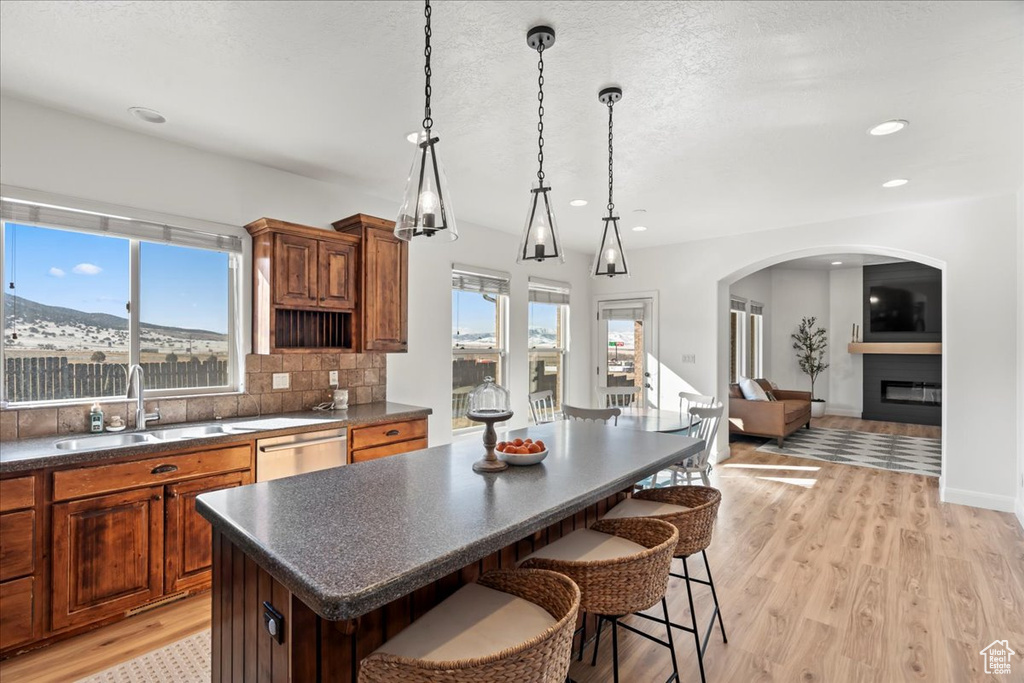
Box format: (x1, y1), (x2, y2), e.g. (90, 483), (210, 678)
(755, 427), (941, 477)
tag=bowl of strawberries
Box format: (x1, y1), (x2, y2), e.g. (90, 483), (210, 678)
(495, 437), (548, 466)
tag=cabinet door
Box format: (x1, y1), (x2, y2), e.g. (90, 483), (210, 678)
(165, 471), (249, 593)
(0, 576), (34, 651)
(51, 487), (164, 631)
(363, 227), (408, 352)
(318, 240), (357, 310)
(273, 233), (318, 307)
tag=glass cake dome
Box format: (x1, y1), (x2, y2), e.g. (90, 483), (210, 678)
(467, 376), (511, 417)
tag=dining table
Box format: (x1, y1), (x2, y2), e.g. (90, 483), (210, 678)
(615, 407), (700, 434)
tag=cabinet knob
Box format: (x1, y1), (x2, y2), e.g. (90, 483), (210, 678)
(153, 494), (162, 501)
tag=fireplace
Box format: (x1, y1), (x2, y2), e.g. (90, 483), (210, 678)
(881, 380), (941, 407)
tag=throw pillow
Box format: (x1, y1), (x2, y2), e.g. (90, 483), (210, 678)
(739, 377), (770, 402)
(765, 390), (778, 401)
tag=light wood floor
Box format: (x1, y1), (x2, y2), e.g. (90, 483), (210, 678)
(4, 417), (1021, 682)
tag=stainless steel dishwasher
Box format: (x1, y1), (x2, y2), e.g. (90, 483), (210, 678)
(256, 427), (347, 482)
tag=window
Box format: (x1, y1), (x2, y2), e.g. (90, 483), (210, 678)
(1, 197), (242, 405)
(729, 298), (746, 383)
(452, 266), (509, 431)
(748, 302), (764, 379)
(527, 278), (569, 415)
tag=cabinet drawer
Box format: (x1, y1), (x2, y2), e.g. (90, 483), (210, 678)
(351, 438), (428, 464)
(0, 477), (35, 513)
(350, 419), (427, 450)
(53, 445), (252, 502)
(0, 576), (34, 651)
(0, 511), (34, 581)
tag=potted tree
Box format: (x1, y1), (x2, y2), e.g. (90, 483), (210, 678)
(791, 316), (829, 418)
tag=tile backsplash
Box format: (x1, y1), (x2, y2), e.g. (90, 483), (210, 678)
(0, 353), (386, 441)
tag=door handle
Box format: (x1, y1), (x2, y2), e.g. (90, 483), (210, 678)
(644, 372), (651, 377)
(151, 464), (178, 475)
(645, 383), (652, 389)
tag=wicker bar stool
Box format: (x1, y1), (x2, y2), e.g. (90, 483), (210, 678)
(359, 568), (581, 683)
(602, 485), (725, 683)
(519, 517), (680, 683)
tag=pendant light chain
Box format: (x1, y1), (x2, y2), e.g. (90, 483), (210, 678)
(422, 0), (433, 131)
(606, 100), (615, 213)
(536, 43), (546, 182)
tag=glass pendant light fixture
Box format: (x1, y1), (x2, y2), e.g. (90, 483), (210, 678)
(396, 0), (458, 241)
(517, 26), (563, 264)
(591, 87), (628, 277)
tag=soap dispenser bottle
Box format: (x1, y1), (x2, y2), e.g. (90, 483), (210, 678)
(89, 403), (104, 433)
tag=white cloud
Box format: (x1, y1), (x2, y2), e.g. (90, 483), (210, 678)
(72, 263), (102, 275)
(48, 267), (65, 277)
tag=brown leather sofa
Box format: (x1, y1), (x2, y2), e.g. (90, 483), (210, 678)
(728, 379), (812, 447)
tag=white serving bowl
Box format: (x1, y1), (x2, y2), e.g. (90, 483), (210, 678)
(497, 448), (548, 466)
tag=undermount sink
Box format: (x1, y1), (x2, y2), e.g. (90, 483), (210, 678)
(149, 425), (256, 441)
(54, 432), (158, 450)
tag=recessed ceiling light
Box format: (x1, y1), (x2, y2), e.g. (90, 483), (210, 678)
(569, 199), (588, 207)
(128, 107), (166, 124)
(882, 178), (909, 188)
(632, 226), (647, 232)
(868, 119), (908, 136)
(633, 208), (647, 214)
(405, 131), (421, 143)
(831, 261), (843, 266)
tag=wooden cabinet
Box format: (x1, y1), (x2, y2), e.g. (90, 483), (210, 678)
(0, 577), (34, 650)
(51, 487), (165, 630)
(333, 214), (409, 353)
(0, 510), (35, 582)
(247, 218), (362, 354)
(165, 471), (249, 593)
(349, 418), (428, 463)
(0, 474), (39, 651)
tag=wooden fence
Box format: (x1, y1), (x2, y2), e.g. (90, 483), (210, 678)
(4, 357), (229, 402)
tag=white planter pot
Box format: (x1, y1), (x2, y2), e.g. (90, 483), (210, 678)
(811, 401), (826, 418)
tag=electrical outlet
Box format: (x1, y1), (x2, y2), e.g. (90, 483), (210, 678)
(272, 373), (290, 390)
(329, 370), (339, 387)
(682, 354), (696, 364)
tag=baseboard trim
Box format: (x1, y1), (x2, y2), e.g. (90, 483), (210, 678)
(940, 485), (1016, 513)
(1016, 495), (1024, 531)
(823, 409), (863, 418)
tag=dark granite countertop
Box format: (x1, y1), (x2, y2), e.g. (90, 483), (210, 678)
(196, 421), (703, 621)
(0, 402), (431, 473)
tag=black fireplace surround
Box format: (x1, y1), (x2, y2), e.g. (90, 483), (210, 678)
(862, 263), (942, 426)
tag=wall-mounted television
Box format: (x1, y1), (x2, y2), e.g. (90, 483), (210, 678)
(869, 282), (938, 333)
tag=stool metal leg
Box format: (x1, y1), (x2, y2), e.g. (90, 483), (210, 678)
(702, 549), (727, 643)
(577, 612), (587, 661)
(662, 597), (680, 682)
(590, 616), (605, 666)
(682, 556), (708, 683)
(611, 617), (620, 683)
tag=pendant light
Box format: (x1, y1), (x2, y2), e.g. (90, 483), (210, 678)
(591, 87), (628, 278)
(395, 0), (458, 241)
(517, 26), (563, 264)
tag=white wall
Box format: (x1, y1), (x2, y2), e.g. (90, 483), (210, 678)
(768, 269), (831, 400)
(828, 267), (864, 417)
(0, 96), (593, 444)
(1017, 189), (1024, 528)
(592, 195), (1020, 512)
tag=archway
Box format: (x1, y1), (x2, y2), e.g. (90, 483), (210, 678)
(714, 245), (948, 485)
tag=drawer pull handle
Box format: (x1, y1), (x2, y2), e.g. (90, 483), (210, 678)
(385, 429), (400, 437)
(151, 464), (178, 475)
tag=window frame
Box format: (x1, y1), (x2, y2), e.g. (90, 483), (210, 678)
(451, 277), (509, 435)
(729, 298), (747, 384)
(527, 297), (569, 412)
(748, 303), (764, 379)
(0, 193), (245, 408)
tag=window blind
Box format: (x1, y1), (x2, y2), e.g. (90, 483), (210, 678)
(599, 298), (651, 321)
(1, 198), (244, 253)
(750, 302), (764, 315)
(730, 298), (747, 312)
(528, 277), (570, 304)
(451, 265), (511, 296)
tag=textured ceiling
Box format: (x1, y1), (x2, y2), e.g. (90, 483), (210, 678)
(1, 1), (1021, 250)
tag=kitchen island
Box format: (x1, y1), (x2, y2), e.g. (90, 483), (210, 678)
(197, 420), (703, 682)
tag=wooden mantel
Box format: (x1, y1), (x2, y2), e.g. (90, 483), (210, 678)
(848, 342), (942, 355)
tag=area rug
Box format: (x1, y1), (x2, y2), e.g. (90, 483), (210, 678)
(755, 427), (941, 477)
(74, 630), (210, 683)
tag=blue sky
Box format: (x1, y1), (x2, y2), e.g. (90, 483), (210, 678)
(4, 223), (228, 333)
(449, 292), (558, 336)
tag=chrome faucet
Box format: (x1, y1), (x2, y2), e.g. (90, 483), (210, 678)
(126, 364), (160, 430)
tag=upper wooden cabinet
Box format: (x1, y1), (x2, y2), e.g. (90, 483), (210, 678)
(246, 218), (362, 354)
(333, 214), (409, 353)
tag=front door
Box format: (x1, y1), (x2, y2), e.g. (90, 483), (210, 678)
(595, 297), (656, 408)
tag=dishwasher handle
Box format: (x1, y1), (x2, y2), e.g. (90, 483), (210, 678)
(259, 435), (347, 453)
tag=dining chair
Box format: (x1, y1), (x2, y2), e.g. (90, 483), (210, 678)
(452, 386), (473, 420)
(670, 404), (724, 486)
(528, 390), (557, 424)
(679, 392), (716, 435)
(562, 403), (621, 426)
(597, 386), (640, 412)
